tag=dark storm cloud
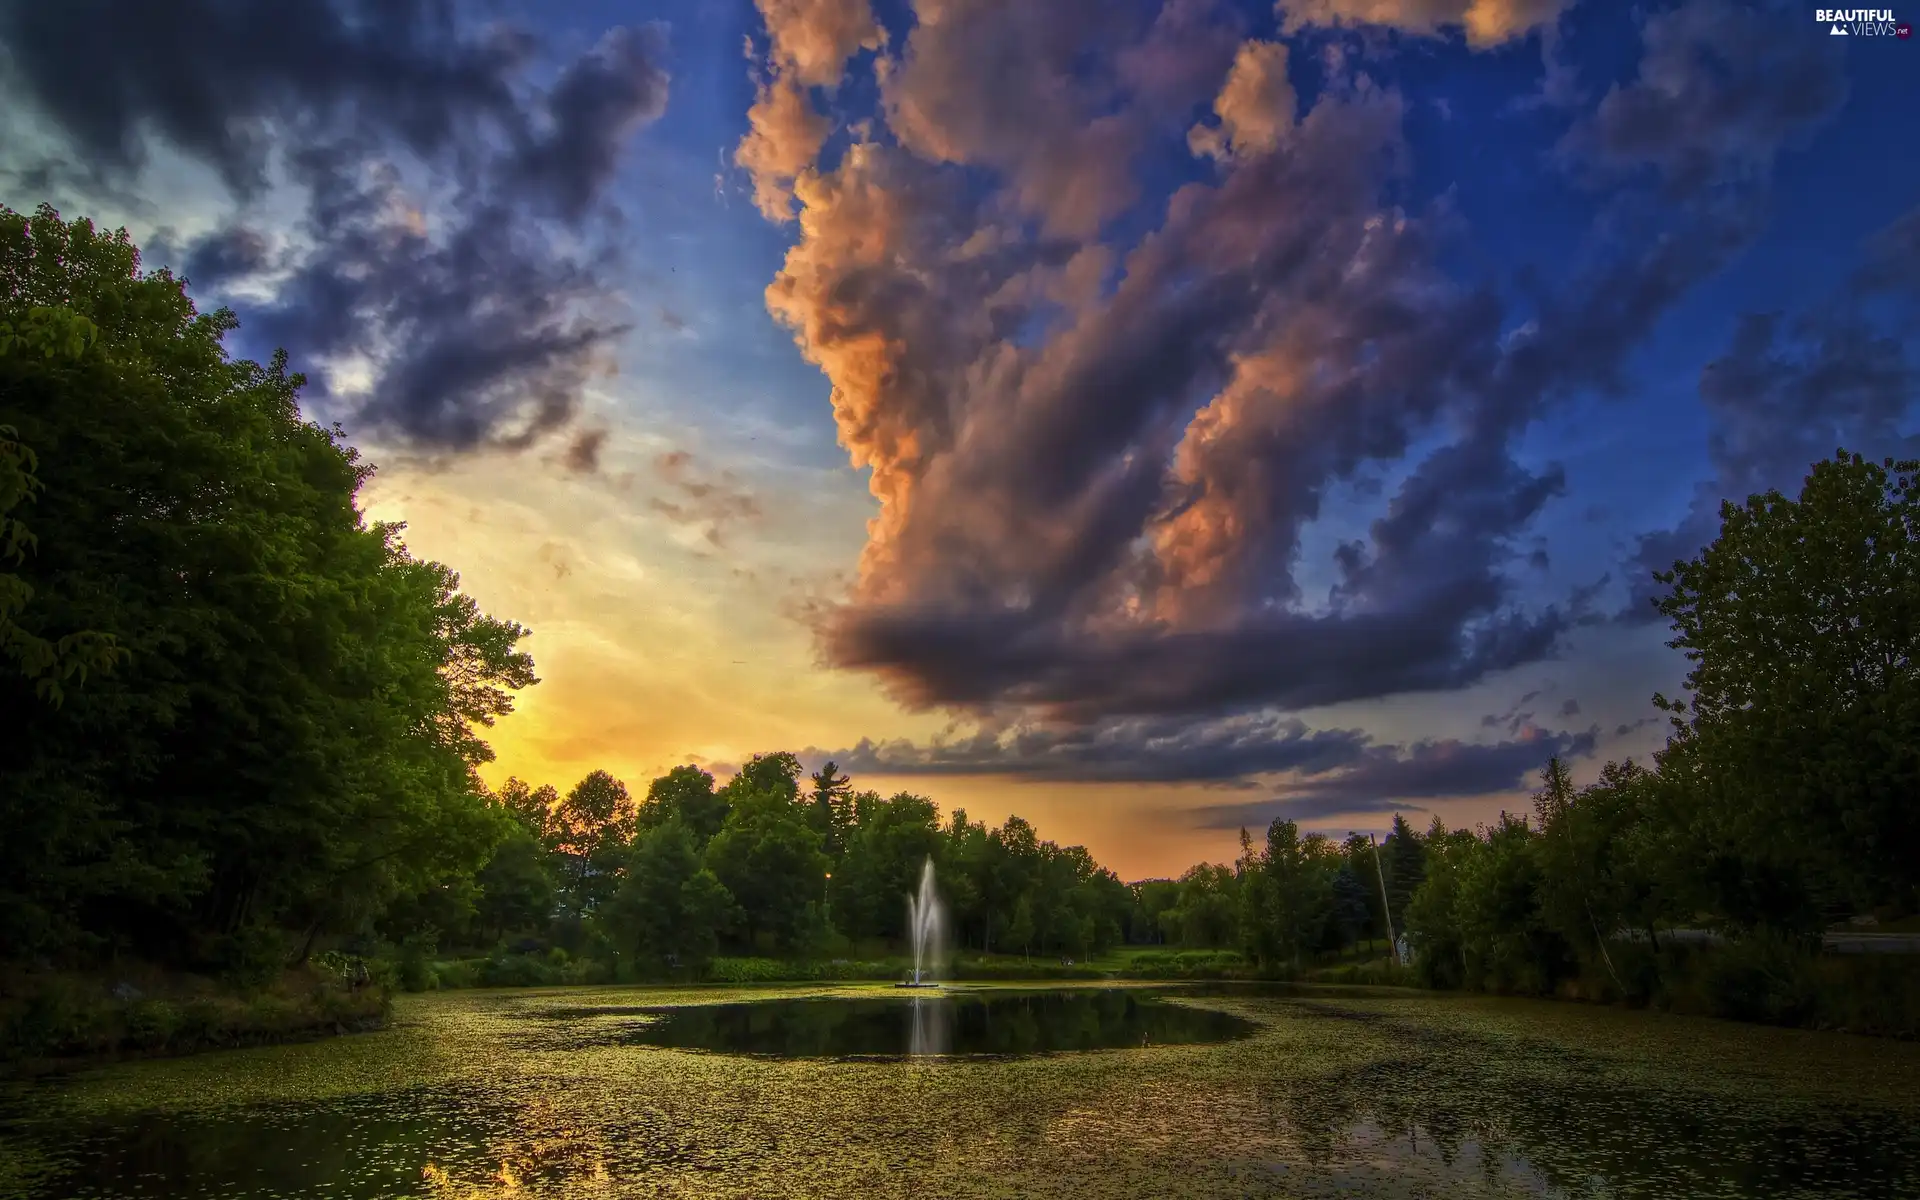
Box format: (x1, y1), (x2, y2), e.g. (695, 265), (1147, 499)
(511, 25), (670, 222)
(0, 0), (669, 453)
(757, 0), (1842, 725)
(0, 0), (528, 194)
(180, 225), (276, 284)
(812, 713), (1372, 785)
(1570, 0), (1846, 197)
(1190, 724), (1599, 829)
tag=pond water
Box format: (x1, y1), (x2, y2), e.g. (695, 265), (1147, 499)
(605, 988), (1259, 1058)
(3, 982), (1919, 1199)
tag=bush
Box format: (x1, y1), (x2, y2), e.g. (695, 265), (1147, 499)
(0, 967), (390, 1066)
(1810, 955), (1920, 1036)
(1698, 932), (1819, 1026)
(1308, 959), (1415, 987)
(704, 957), (901, 984)
(431, 959), (480, 989)
(1109, 950), (1249, 980)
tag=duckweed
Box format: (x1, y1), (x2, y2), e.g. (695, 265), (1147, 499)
(1, 983), (1915, 1198)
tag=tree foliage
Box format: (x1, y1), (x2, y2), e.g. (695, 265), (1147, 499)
(0, 205), (535, 972)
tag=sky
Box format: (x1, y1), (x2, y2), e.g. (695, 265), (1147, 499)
(1, 0), (1916, 880)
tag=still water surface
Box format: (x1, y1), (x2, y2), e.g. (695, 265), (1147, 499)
(617, 988), (1258, 1057)
(2, 982), (1917, 1198)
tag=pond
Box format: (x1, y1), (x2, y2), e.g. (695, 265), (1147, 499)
(3, 982), (1918, 1198)
(595, 988), (1259, 1058)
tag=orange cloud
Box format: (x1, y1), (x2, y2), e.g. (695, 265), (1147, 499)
(736, 72), (833, 221)
(1279, 0), (1574, 47)
(735, 0), (884, 222)
(757, 0), (885, 88)
(1187, 40), (1297, 162)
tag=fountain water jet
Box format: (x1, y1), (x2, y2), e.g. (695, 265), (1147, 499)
(898, 857), (946, 988)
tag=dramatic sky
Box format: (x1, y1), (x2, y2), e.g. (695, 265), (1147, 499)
(3, 0), (1915, 878)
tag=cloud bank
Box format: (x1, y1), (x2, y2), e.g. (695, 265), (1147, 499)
(739, 0), (1841, 738)
(0, 0), (670, 452)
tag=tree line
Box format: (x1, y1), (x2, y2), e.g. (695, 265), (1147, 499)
(6, 204), (1912, 1023)
(405, 755), (1142, 978)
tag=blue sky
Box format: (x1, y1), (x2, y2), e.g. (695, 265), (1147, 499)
(1, 0), (1914, 877)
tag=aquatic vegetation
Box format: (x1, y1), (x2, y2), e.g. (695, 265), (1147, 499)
(1, 984), (1916, 1198)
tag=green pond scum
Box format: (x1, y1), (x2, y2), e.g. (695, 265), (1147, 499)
(2, 984), (1917, 1199)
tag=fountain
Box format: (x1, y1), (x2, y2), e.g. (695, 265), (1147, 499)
(896, 857), (946, 989)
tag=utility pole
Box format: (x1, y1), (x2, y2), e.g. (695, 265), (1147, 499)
(1369, 832), (1399, 966)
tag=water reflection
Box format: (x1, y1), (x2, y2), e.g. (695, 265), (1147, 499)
(612, 989), (1257, 1059)
(907, 995), (947, 1057)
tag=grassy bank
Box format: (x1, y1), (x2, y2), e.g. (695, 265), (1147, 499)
(0, 963), (391, 1075)
(396, 943), (1406, 991)
(1547, 938), (1920, 1038)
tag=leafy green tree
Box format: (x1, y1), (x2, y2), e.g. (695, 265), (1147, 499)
(1451, 814), (1572, 994)
(637, 765), (728, 845)
(551, 770), (636, 917)
(1652, 449), (1920, 925)
(601, 820), (737, 977)
(495, 777), (560, 842)
(0, 205), (533, 971)
(1327, 866), (1372, 952)
(725, 751), (805, 804)
(831, 791), (943, 940)
(1006, 894), (1036, 959)
(472, 826), (557, 946)
(1163, 863), (1239, 948)
(704, 778), (829, 950)
(1531, 757), (1684, 995)
(0, 420), (123, 704)
(1129, 878), (1181, 944)
(1404, 820), (1477, 988)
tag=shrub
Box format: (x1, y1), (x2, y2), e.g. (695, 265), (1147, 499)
(1699, 932), (1818, 1026)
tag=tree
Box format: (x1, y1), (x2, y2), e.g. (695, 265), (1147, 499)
(638, 765), (727, 846)
(471, 827), (557, 947)
(1163, 863), (1238, 948)
(1652, 449), (1920, 924)
(1450, 814), (1572, 994)
(1006, 894), (1036, 959)
(831, 791), (942, 940)
(0, 205), (535, 971)
(808, 759), (853, 855)
(1532, 757), (1682, 997)
(601, 820), (737, 977)
(1383, 812), (1427, 925)
(551, 770), (636, 917)
(495, 777), (560, 843)
(0, 419), (123, 704)
(726, 752), (805, 804)
(703, 778), (829, 950)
